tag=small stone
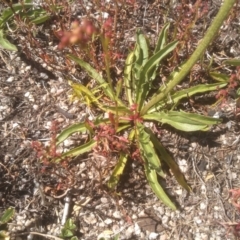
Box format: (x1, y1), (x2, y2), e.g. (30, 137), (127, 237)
(113, 211), (121, 219)
(33, 104), (39, 110)
(162, 215), (169, 225)
(104, 218), (112, 225)
(149, 232), (159, 240)
(200, 202), (207, 210)
(134, 223), (141, 235)
(125, 225), (134, 239)
(6, 76), (14, 82)
(101, 197), (108, 204)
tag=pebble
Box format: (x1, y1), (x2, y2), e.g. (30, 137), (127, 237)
(162, 215), (169, 225)
(149, 232), (159, 239)
(125, 225), (134, 239)
(104, 218), (113, 225)
(113, 211), (121, 219)
(84, 213), (97, 224)
(6, 76), (14, 82)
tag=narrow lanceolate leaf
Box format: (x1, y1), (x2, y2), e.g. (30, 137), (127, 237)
(0, 30), (17, 51)
(53, 139), (96, 163)
(209, 72), (229, 82)
(67, 54), (116, 102)
(146, 128), (191, 192)
(223, 58), (240, 66)
(108, 152), (129, 189)
(31, 14), (50, 24)
(136, 40), (178, 111)
(108, 129), (135, 189)
(0, 3), (34, 27)
(133, 31), (149, 81)
(143, 111), (221, 132)
(137, 30), (149, 66)
(144, 165), (176, 210)
(0, 207), (14, 224)
(69, 81), (102, 104)
(137, 123), (165, 177)
(148, 82), (228, 113)
(150, 23), (170, 80)
(154, 23), (170, 54)
(56, 119), (109, 145)
(123, 51), (135, 105)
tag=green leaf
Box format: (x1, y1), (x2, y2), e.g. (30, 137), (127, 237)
(154, 23), (170, 54)
(209, 72), (229, 82)
(144, 164), (176, 210)
(137, 30), (149, 66)
(150, 23), (170, 81)
(53, 139), (97, 163)
(146, 128), (191, 192)
(132, 31), (149, 81)
(108, 152), (129, 189)
(0, 3), (34, 27)
(61, 229), (74, 237)
(70, 237), (78, 240)
(137, 124), (165, 177)
(136, 40), (178, 110)
(223, 58), (240, 66)
(143, 111), (221, 131)
(108, 129), (135, 189)
(137, 125), (176, 209)
(70, 81), (103, 105)
(64, 219), (76, 230)
(68, 54), (116, 103)
(56, 119), (109, 145)
(123, 51), (135, 105)
(148, 82), (228, 113)
(0, 208), (14, 225)
(0, 30), (17, 51)
(31, 14), (50, 24)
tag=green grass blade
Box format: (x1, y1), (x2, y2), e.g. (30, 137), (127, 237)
(143, 111), (221, 132)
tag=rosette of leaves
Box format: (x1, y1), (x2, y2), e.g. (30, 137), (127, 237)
(52, 0), (235, 209)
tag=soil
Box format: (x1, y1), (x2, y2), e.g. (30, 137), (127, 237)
(1, 0), (240, 240)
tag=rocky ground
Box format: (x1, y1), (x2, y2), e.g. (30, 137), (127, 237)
(1, 0), (240, 239)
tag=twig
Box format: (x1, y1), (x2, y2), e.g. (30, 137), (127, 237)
(29, 232), (63, 240)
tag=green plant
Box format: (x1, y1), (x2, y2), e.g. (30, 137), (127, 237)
(0, 207), (15, 240)
(59, 218), (77, 240)
(0, 0), (59, 51)
(44, 0), (237, 210)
